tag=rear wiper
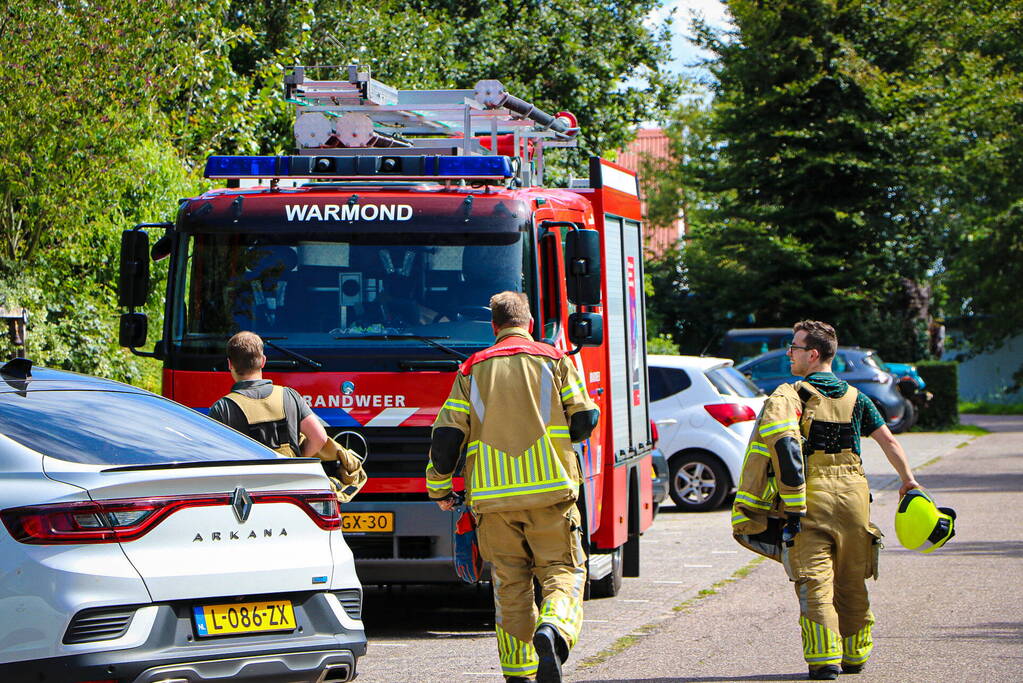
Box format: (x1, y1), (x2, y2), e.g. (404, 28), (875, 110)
(262, 337), (322, 369)
(334, 333), (468, 361)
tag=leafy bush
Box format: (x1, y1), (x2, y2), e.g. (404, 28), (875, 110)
(647, 333), (680, 355)
(916, 361), (959, 429)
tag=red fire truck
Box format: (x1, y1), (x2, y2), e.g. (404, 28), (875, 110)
(118, 66), (654, 596)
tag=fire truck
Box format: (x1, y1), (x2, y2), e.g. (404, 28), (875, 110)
(118, 66), (654, 596)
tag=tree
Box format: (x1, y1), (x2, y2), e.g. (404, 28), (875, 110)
(652, 0), (940, 359)
(0, 0), (679, 385)
(898, 1), (1023, 387)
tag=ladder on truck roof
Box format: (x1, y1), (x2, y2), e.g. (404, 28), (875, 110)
(284, 65), (579, 186)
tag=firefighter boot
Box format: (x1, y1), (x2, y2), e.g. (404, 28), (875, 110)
(808, 664), (840, 680)
(533, 624), (565, 683)
(505, 678), (535, 683)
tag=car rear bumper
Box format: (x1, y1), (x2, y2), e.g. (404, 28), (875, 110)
(1, 647), (360, 683)
(0, 593), (366, 683)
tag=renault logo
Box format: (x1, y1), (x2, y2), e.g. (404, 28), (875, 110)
(231, 487), (253, 523)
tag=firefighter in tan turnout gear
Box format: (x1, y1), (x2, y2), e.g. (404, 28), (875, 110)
(427, 292), (599, 683)
(732, 321), (920, 681)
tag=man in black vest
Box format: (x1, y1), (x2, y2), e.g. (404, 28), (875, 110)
(209, 331), (327, 458)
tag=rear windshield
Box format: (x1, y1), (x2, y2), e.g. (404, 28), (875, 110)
(0, 389), (280, 465)
(863, 353), (890, 373)
(706, 366), (764, 398)
(723, 333), (791, 362)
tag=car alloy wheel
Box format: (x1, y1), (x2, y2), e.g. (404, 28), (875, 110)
(668, 452), (729, 512)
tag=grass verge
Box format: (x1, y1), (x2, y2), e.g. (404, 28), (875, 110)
(959, 401), (1023, 415)
(576, 556), (765, 670)
(911, 422), (988, 436)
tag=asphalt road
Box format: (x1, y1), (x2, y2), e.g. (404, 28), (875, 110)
(352, 424), (1015, 682)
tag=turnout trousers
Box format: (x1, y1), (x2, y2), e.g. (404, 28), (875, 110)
(782, 454), (882, 670)
(477, 500), (587, 679)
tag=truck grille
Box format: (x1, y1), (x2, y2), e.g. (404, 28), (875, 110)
(63, 606), (136, 644)
(328, 426), (432, 477)
(348, 536), (394, 559)
(347, 535), (434, 559)
(334, 588), (362, 620)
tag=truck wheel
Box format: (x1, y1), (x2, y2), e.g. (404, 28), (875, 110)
(588, 546), (623, 599)
(669, 451), (729, 512)
(890, 398), (916, 434)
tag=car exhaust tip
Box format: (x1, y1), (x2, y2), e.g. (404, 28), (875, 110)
(318, 663), (353, 683)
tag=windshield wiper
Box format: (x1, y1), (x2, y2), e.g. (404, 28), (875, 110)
(174, 334), (322, 370)
(333, 334), (469, 361)
(262, 337), (323, 369)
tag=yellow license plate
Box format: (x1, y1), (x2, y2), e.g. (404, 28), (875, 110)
(192, 600), (295, 637)
(342, 511), (394, 533)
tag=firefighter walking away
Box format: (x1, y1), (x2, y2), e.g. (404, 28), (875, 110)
(731, 320), (921, 680)
(427, 291), (599, 683)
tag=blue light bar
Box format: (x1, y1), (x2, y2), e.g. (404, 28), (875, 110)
(427, 156), (514, 178)
(203, 154), (513, 180)
(204, 156), (290, 178)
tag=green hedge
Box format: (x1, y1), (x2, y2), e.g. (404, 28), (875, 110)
(916, 361), (959, 429)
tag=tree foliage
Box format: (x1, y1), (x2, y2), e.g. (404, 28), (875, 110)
(646, 0), (1023, 365)
(0, 1), (676, 382)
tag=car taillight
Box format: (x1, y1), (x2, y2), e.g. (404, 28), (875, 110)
(1, 490), (340, 544)
(0, 496), (225, 544)
(650, 419), (659, 446)
(704, 403), (757, 427)
(249, 491), (342, 531)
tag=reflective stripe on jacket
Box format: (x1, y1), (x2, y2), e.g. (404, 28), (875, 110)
(427, 327), (598, 513)
(731, 380), (861, 561)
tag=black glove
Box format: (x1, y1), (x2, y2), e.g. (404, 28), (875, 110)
(437, 491), (465, 506)
(782, 515), (802, 546)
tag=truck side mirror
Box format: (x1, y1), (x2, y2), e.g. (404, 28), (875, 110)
(119, 312), (148, 348)
(568, 312), (603, 348)
(565, 229), (602, 306)
(119, 230), (150, 308)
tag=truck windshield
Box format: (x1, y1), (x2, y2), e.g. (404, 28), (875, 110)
(169, 230), (532, 353)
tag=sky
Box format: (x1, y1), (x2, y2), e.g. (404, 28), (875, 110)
(649, 0), (734, 79)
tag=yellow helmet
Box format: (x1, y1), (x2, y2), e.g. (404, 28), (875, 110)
(895, 488), (956, 554)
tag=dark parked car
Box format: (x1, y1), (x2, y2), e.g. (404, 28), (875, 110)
(736, 347), (913, 433)
(719, 328), (792, 364)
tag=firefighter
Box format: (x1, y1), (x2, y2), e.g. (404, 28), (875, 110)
(427, 291), (599, 683)
(209, 331), (327, 458)
(732, 320), (920, 680)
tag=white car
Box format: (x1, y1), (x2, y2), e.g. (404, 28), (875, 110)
(0, 360), (365, 682)
(648, 355), (766, 512)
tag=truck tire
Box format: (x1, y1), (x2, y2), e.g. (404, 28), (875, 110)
(588, 546), (623, 599)
(669, 451), (730, 512)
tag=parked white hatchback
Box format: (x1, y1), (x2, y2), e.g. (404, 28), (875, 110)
(648, 355), (767, 512)
(0, 359), (365, 682)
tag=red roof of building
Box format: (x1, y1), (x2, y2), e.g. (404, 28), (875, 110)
(614, 128), (672, 173)
(612, 129), (685, 258)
